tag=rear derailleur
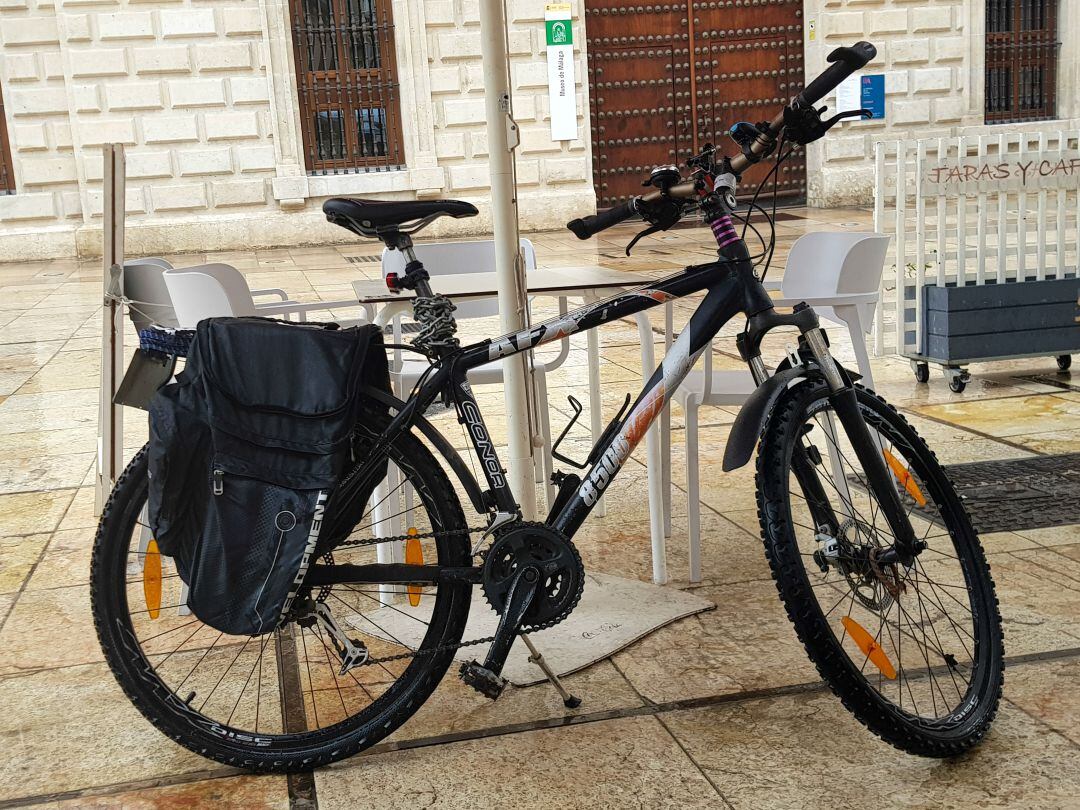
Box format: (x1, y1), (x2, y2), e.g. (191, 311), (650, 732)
(292, 598), (370, 675)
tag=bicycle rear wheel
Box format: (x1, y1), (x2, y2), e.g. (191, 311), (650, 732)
(92, 414), (472, 771)
(756, 380), (1003, 756)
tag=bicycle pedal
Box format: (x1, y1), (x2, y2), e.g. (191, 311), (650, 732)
(459, 660), (507, 700)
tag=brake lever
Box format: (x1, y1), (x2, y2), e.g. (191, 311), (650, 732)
(625, 199), (684, 256)
(824, 108), (873, 129)
(783, 105), (872, 145)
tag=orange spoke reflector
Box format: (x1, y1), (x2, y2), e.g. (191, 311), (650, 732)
(143, 538), (162, 620)
(405, 528), (423, 607)
(842, 615), (896, 680)
(883, 448), (927, 507)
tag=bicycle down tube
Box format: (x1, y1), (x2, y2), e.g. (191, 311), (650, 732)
(441, 218), (772, 539)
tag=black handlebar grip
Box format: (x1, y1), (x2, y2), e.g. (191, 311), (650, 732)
(796, 41), (877, 107)
(567, 199), (638, 240)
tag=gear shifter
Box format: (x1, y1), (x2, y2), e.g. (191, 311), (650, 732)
(783, 103), (872, 145)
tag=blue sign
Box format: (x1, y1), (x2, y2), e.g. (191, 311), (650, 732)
(861, 74), (885, 120)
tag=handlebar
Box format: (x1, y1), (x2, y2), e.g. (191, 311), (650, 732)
(797, 42), (877, 107)
(566, 41), (878, 240)
(567, 199), (638, 240)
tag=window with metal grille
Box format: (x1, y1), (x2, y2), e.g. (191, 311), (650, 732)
(290, 0), (405, 173)
(0, 82), (15, 193)
(985, 0), (1060, 123)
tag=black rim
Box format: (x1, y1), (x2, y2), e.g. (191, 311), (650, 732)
(101, 448), (466, 751)
(783, 391), (992, 727)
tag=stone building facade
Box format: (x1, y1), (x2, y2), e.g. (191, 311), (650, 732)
(0, 0), (593, 259)
(805, 0), (1079, 206)
(0, 0), (1077, 259)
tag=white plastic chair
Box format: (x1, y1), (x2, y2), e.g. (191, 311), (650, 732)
(122, 259), (180, 332)
(163, 263), (362, 328)
(380, 239), (571, 502)
(668, 231), (890, 583)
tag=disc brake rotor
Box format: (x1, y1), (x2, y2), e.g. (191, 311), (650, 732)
(835, 519), (897, 612)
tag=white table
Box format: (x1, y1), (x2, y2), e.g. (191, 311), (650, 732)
(353, 265), (674, 584)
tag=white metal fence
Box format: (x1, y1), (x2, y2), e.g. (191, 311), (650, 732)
(873, 131), (1080, 358)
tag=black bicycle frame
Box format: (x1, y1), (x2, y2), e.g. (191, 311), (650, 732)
(341, 212), (920, 577)
(363, 218), (766, 531)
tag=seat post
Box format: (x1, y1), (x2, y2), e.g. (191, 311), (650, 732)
(380, 230), (434, 298)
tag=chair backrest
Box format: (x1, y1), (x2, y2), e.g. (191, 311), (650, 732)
(380, 239), (537, 320)
(781, 232), (890, 334)
(123, 260), (180, 331)
(163, 263), (258, 328)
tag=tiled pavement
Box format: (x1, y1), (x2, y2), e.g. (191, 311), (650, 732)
(1, 207), (1079, 809)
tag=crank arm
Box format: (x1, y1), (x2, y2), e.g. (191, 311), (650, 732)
(484, 566), (540, 677)
(306, 563), (483, 586)
(459, 565), (541, 701)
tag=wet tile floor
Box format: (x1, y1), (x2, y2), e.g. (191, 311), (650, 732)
(1, 206), (1079, 808)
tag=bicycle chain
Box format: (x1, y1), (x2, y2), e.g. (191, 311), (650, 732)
(328, 523), (576, 666)
(336, 524), (488, 550)
(331, 524), (497, 667)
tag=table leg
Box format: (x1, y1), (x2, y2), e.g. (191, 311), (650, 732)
(586, 320), (606, 517)
(662, 302), (673, 539)
(635, 311), (667, 585)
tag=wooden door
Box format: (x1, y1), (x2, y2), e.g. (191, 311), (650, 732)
(0, 82), (14, 193)
(584, 0), (806, 208)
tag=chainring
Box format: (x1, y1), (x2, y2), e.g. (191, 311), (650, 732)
(481, 522), (584, 632)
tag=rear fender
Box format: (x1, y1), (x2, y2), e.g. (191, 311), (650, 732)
(362, 386), (488, 515)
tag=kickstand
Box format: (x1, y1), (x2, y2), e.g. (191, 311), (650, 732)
(521, 635), (581, 709)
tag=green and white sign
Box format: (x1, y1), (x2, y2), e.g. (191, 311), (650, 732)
(545, 3), (577, 141)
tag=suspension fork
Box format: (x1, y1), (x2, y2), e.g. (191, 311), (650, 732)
(746, 349), (839, 536)
(801, 328), (921, 563)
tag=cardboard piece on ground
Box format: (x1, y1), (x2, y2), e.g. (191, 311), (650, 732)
(349, 572), (715, 687)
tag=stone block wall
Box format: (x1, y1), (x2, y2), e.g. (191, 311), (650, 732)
(0, 0), (279, 257)
(803, 0), (978, 206)
(426, 0), (590, 210)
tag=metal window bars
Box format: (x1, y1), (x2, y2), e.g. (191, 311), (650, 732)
(985, 0), (1060, 124)
(290, 0), (405, 174)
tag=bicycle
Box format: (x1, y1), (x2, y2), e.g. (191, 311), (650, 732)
(92, 41), (1003, 771)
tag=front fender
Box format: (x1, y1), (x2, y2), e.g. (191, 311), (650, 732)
(721, 367), (813, 472)
(721, 361), (862, 472)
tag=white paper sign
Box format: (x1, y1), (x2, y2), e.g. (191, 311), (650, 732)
(836, 73), (860, 117)
(545, 3), (577, 141)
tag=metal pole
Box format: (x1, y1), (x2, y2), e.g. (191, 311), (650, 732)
(96, 143), (126, 514)
(479, 0), (536, 519)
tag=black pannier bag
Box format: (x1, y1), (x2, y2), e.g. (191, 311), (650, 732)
(147, 317), (390, 636)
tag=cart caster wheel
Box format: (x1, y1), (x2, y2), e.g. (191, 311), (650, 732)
(944, 367), (970, 394)
(913, 362), (930, 383)
(1057, 355), (1072, 371)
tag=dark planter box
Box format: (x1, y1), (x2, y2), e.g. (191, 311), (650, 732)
(922, 278), (1080, 363)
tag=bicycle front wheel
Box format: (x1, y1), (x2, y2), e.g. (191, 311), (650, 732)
(92, 413), (472, 772)
(756, 380), (1003, 757)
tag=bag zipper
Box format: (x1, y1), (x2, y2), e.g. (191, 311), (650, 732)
(213, 468), (224, 495)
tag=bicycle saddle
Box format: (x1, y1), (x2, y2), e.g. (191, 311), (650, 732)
(323, 198), (478, 239)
